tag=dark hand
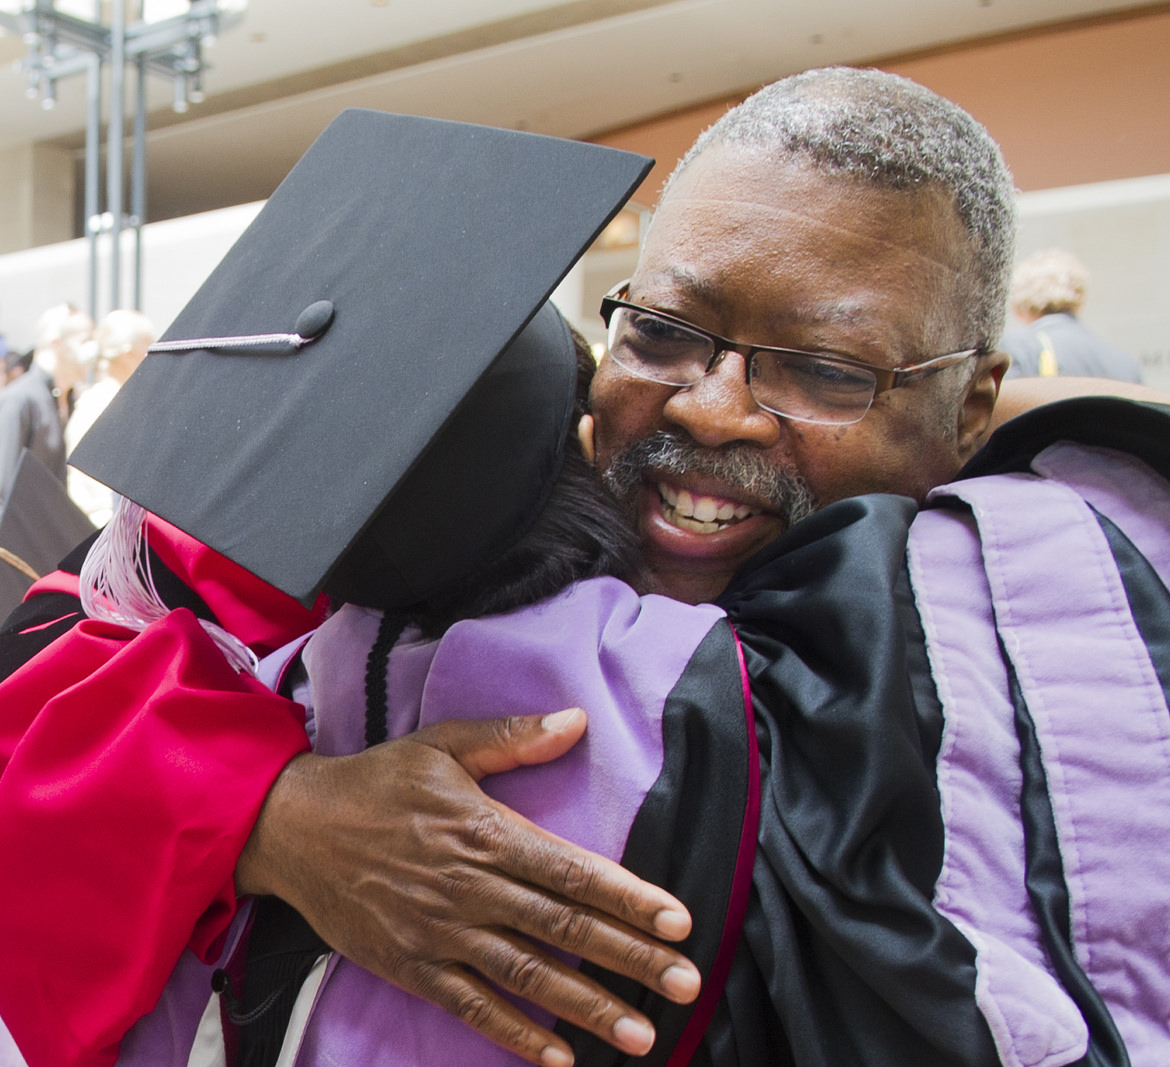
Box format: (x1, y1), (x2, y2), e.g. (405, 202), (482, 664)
(236, 708), (701, 1067)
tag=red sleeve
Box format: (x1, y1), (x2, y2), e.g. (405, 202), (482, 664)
(142, 513), (328, 655)
(18, 512), (326, 656)
(0, 609), (310, 1067)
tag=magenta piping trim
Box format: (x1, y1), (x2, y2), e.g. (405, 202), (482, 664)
(17, 611), (82, 635)
(21, 569), (81, 601)
(272, 634), (313, 697)
(664, 624), (761, 1065)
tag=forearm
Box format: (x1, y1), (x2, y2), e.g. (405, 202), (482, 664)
(989, 376), (1170, 434)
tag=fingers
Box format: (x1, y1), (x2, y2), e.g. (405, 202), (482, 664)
(404, 946), (660, 1067)
(415, 709), (588, 780)
(471, 924), (684, 1045)
(406, 966), (578, 1067)
(415, 712), (694, 944)
(524, 839), (693, 944)
(434, 845), (699, 1001)
(414, 800), (700, 1004)
(513, 899), (700, 1005)
(247, 732), (702, 1062)
(462, 793), (693, 946)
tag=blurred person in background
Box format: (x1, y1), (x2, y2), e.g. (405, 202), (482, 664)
(0, 303), (91, 504)
(3, 349), (32, 388)
(1000, 248), (1143, 381)
(34, 301), (94, 423)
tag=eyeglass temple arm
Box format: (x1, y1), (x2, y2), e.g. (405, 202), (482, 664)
(881, 349), (980, 392)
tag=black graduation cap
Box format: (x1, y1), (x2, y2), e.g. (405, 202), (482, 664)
(71, 109), (651, 608)
(0, 449), (95, 619)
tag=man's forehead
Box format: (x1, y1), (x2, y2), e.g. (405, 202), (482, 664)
(647, 145), (968, 275)
(630, 152), (976, 357)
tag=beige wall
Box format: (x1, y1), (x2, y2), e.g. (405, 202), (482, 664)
(0, 143), (75, 255)
(589, 99), (736, 210)
(591, 4), (1170, 204)
(885, 6), (1170, 192)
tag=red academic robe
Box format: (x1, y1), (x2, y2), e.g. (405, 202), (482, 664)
(0, 516), (321, 1067)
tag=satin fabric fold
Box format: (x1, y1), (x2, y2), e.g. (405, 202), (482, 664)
(0, 514), (320, 1067)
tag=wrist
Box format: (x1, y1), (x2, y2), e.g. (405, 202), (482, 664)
(235, 751), (316, 899)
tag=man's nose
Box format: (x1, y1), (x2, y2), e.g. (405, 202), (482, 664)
(662, 349), (783, 448)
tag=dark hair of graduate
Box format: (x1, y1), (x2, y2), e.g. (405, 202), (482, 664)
(404, 325), (640, 638)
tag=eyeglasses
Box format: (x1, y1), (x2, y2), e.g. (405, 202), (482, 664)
(599, 281), (979, 426)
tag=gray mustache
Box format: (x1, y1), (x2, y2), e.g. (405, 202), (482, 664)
(601, 431), (817, 523)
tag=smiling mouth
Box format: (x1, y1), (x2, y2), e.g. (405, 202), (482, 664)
(657, 482), (758, 534)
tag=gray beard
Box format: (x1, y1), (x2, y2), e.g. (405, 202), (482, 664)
(601, 431), (818, 531)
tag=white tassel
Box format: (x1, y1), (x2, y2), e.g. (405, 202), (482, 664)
(80, 498), (259, 677)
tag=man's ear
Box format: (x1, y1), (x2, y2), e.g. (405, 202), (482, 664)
(577, 414), (596, 465)
(958, 350), (1010, 458)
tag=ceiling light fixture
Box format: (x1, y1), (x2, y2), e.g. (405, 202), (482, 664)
(0, 0), (247, 315)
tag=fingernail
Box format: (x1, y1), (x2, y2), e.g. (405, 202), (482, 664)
(661, 963), (701, 1002)
(542, 707), (583, 733)
(540, 1045), (573, 1067)
(613, 1016), (655, 1056)
(653, 907), (691, 940)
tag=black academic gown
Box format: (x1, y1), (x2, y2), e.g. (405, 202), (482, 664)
(4, 400), (1169, 1067)
(575, 399), (1170, 1067)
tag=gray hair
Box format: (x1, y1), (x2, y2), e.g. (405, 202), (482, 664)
(666, 67), (1018, 352)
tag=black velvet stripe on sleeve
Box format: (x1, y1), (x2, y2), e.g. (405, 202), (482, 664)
(0, 528), (218, 682)
(717, 494), (999, 1067)
(1096, 510), (1170, 710)
(562, 619), (753, 1067)
(0, 592), (87, 681)
(961, 399), (1170, 481)
(0, 531), (100, 680)
(1006, 652), (1123, 1067)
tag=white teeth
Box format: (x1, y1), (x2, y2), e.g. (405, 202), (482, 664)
(674, 515), (720, 534)
(656, 482), (758, 533)
(693, 497), (718, 522)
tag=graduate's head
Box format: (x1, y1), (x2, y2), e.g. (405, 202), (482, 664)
(586, 67), (1016, 604)
(71, 110), (653, 657)
(402, 323), (639, 636)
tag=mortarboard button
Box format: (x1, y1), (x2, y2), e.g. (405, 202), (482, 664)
(147, 299), (336, 355)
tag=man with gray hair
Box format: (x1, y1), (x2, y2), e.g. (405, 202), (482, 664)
(234, 66), (1169, 1065)
(2, 67), (1167, 1067)
(585, 65), (1016, 605)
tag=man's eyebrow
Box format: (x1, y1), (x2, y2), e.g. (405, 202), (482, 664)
(632, 267), (724, 309)
(637, 266), (883, 319)
(634, 271), (897, 345)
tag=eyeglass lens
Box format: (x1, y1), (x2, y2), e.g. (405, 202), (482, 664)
(606, 305), (877, 425)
